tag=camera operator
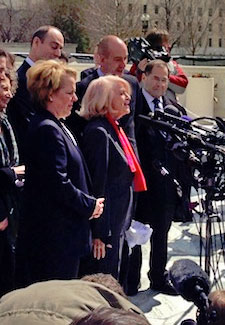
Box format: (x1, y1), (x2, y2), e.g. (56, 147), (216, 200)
(129, 28), (188, 102)
(126, 60), (191, 296)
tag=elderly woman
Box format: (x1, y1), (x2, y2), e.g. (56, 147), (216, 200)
(0, 74), (25, 297)
(16, 60), (104, 286)
(79, 75), (146, 279)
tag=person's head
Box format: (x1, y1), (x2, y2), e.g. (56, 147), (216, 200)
(81, 273), (127, 298)
(70, 306), (151, 325)
(80, 75), (131, 120)
(27, 60), (77, 119)
(146, 28), (170, 52)
(0, 49), (7, 80)
(142, 59), (169, 98)
(0, 76), (12, 113)
(207, 290), (225, 325)
(97, 35), (128, 77)
(29, 25), (64, 62)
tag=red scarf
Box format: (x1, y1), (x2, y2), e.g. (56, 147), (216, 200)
(106, 113), (147, 192)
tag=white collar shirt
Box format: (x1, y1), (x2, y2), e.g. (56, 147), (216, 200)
(142, 88), (163, 112)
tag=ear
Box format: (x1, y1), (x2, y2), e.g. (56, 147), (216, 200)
(33, 36), (41, 48)
(48, 90), (53, 102)
(99, 54), (105, 65)
(141, 73), (146, 83)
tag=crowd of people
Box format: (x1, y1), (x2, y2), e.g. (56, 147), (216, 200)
(0, 24), (223, 324)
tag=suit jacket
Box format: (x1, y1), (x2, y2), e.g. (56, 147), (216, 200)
(7, 60), (33, 163)
(66, 70), (139, 151)
(135, 91), (191, 222)
(20, 109), (96, 257)
(82, 117), (133, 241)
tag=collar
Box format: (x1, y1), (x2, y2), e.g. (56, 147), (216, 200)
(25, 57), (35, 67)
(142, 88), (163, 111)
(97, 68), (104, 77)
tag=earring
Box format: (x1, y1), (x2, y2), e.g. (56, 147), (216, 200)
(49, 97), (53, 102)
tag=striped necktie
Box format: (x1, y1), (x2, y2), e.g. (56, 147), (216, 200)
(152, 98), (160, 110)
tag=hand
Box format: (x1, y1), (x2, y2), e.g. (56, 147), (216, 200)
(0, 218), (8, 231)
(12, 165), (25, 176)
(138, 58), (148, 72)
(89, 198), (105, 220)
(93, 238), (106, 259)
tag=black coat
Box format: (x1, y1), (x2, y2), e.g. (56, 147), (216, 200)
(7, 60), (34, 163)
(82, 117), (134, 241)
(18, 109), (96, 282)
(135, 91), (191, 223)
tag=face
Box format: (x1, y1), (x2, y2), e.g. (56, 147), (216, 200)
(0, 78), (12, 112)
(0, 56), (7, 80)
(35, 28), (64, 60)
(142, 65), (169, 98)
(100, 40), (128, 77)
(49, 75), (77, 119)
(111, 82), (131, 120)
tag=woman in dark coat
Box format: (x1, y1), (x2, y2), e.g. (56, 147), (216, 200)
(79, 75), (146, 279)
(0, 74), (25, 297)
(16, 60), (104, 286)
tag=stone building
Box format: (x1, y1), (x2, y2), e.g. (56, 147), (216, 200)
(130, 0), (225, 55)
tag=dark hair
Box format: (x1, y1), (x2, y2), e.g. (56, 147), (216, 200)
(146, 28), (169, 50)
(144, 59), (169, 76)
(81, 273), (127, 298)
(31, 25), (62, 45)
(70, 306), (151, 325)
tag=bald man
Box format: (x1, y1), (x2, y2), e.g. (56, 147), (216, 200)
(7, 25), (64, 162)
(66, 35), (139, 149)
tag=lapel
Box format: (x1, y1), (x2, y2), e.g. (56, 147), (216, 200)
(140, 91), (152, 116)
(40, 109), (94, 193)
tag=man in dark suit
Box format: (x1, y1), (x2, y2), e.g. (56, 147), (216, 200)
(66, 35), (139, 149)
(127, 60), (189, 295)
(7, 25), (64, 162)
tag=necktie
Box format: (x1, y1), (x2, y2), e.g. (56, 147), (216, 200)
(152, 98), (160, 110)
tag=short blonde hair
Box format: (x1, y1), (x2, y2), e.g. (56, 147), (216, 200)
(27, 60), (77, 109)
(80, 75), (131, 120)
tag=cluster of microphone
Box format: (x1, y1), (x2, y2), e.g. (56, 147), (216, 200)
(138, 105), (225, 158)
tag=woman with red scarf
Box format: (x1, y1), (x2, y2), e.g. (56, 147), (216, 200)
(79, 75), (146, 279)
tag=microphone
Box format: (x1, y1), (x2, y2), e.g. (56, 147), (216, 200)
(164, 104), (181, 116)
(169, 259), (211, 309)
(152, 160), (183, 197)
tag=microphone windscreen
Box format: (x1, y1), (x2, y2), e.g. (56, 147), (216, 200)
(169, 259), (211, 301)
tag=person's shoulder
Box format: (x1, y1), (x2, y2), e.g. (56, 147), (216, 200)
(30, 110), (60, 130)
(122, 74), (140, 94)
(80, 67), (96, 80)
(123, 73), (139, 85)
(17, 60), (30, 77)
(84, 117), (111, 136)
(77, 70), (99, 88)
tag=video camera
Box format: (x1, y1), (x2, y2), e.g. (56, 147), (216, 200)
(127, 37), (171, 64)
